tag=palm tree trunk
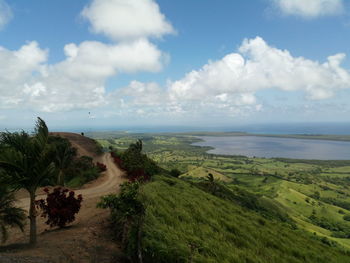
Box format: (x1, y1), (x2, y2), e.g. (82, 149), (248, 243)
(58, 170), (65, 186)
(29, 190), (37, 245)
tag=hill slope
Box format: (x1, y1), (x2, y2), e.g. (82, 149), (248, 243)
(136, 175), (349, 263)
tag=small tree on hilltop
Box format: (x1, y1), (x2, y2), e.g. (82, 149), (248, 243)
(36, 187), (83, 228)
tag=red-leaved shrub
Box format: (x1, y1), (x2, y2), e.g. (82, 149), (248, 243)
(96, 162), (107, 172)
(129, 169), (150, 182)
(36, 187), (83, 228)
(111, 152), (124, 168)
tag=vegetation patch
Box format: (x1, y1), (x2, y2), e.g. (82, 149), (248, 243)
(137, 175), (349, 263)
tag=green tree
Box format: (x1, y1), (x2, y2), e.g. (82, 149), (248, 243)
(129, 139), (143, 153)
(206, 173), (217, 194)
(0, 183), (26, 243)
(49, 136), (77, 186)
(0, 118), (55, 245)
(170, 169), (181, 178)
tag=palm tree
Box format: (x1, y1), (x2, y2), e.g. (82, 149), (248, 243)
(128, 139), (143, 153)
(0, 183), (26, 243)
(0, 118), (55, 245)
(49, 136), (76, 186)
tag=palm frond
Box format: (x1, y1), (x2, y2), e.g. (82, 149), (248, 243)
(0, 187), (26, 243)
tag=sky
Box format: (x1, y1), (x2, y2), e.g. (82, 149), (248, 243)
(1, 0), (350, 130)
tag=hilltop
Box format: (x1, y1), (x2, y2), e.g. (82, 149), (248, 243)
(50, 132), (103, 158)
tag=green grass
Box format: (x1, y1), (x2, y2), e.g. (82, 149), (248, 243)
(180, 166), (231, 182)
(66, 176), (85, 188)
(139, 175), (349, 263)
(90, 132), (350, 256)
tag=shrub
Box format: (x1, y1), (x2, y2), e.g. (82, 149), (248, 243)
(81, 167), (99, 181)
(64, 156), (100, 187)
(96, 162), (107, 172)
(343, 214), (350, 221)
(98, 181), (144, 258)
(170, 168), (181, 178)
(111, 140), (160, 182)
(36, 187), (83, 228)
(111, 151), (123, 168)
(0, 184), (26, 243)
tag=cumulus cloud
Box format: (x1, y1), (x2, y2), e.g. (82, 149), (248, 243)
(81, 0), (175, 41)
(0, 42), (48, 108)
(117, 81), (165, 106)
(168, 36), (350, 106)
(112, 37), (350, 118)
(271, 0), (344, 18)
(0, 0), (172, 112)
(0, 39), (167, 112)
(0, 0), (12, 30)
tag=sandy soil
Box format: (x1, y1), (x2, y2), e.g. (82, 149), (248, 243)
(0, 134), (128, 263)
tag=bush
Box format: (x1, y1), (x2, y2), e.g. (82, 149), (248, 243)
(111, 140), (160, 182)
(64, 156), (100, 187)
(98, 181), (144, 258)
(170, 168), (181, 178)
(36, 187), (83, 228)
(111, 151), (123, 167)
(0, 184), (26, 243)
(96, 162), (107, 172)
(81, 167), (99, 181)
(343, 214), (350, 221)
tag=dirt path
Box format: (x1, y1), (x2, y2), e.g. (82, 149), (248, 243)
(16, 153), (125, 209)
(1, 153), (128, 263)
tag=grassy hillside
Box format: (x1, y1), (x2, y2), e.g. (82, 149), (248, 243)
(138, 175), (348, 263)
(93, 132), (350, 259)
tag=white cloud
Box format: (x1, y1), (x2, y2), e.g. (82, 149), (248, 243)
(117, 80), (165, 106)
(168, 36), (350, 106)
(0, 41), (48, 108)
(0, 0), (172, 113)
(0, 0), (12, 30)
(0, 39), (167, 112)
(81, 0), (175, 41)
(108, 37), (350, 118)
(271, 0), (344, 18)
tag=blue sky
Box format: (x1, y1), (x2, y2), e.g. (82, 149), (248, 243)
(1, 0), (350, 130)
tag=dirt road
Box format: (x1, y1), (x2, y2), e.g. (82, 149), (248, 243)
(16, 153), (125, 209)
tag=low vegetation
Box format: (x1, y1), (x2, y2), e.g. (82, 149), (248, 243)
(98, 181), (144, 261)
(48, 135), (105, 188)
(0, 183), (26, 243)
(110, 139), (161, 181)
(36, 187), (83, 228)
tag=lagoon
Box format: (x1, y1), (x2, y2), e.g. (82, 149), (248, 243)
(193, 136), (350, 160)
